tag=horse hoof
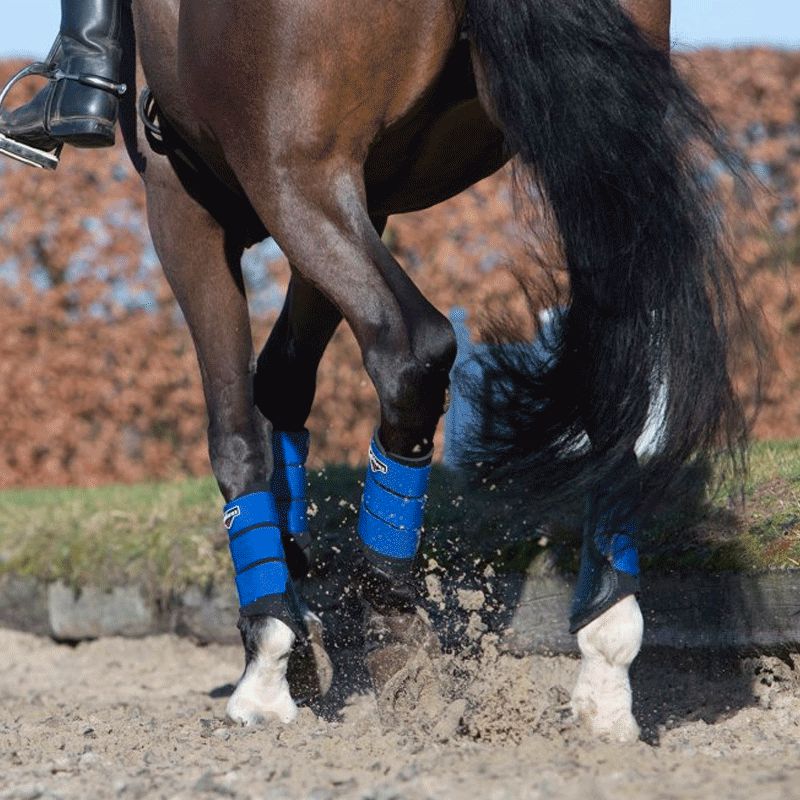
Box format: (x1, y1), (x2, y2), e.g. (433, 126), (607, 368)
(226, 682), (298, 726)
(365, 606), (439, 665)
(571, 693), (640, 743)
(366, 642), (418, 691)
(364, 605), (443, 722)
(288, 610), (334, 703)
(226, 617), (299, 725)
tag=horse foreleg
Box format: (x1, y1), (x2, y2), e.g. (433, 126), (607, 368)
(238, 163), (454, 698)
(143, 164), (298, 726)
(252, 220), (385, 469)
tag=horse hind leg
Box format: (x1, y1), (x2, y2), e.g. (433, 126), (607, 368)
(571, 596), (643, 742)
(569, 462), (643, 742)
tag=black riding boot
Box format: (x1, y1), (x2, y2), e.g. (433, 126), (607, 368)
(0, 0), (124, 155)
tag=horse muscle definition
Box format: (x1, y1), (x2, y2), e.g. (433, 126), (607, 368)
(114, 0), (752, 740)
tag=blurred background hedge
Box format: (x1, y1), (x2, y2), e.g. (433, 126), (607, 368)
(0, 49), (797, 488)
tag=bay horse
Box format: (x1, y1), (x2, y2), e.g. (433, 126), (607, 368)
(120, 0), (746, 741)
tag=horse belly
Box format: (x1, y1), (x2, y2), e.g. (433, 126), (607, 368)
(134, 0), (505, 218)
(365, 97), (507, 217)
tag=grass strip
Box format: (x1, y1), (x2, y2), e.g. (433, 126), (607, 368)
(0, 442), (796, 594)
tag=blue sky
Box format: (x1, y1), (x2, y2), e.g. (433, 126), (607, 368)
(0, 0), (798, 56)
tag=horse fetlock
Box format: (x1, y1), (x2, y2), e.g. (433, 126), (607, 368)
(228, 617), (298, 726)
(571, 595), (643, 742)
(577, 594), (643, 665)
(356, 551), (420, 613)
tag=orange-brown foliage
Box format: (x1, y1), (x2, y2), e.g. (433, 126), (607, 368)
(0, 49), (797, 488)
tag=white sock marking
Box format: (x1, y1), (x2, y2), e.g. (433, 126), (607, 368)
(571, 595), (643, 742)
(227, 618), (298, 725)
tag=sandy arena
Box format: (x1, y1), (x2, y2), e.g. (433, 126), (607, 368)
(1, 627), (799, 799)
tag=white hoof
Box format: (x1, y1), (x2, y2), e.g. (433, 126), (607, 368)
(226, 618), (299, 726)
(227, 681), (298, 725)
(571, 595), (643, 743)
(571, 687), (641, 742)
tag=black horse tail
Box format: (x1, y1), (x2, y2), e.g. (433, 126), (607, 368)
(463, 0), (758, 520)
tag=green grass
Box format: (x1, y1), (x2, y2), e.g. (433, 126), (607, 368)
(479, 440), (800, 576)
(0, 478), (226, 593)
(0, 441), (797, 596)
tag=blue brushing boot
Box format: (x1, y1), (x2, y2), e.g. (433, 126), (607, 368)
(223, 489), (305, 637)
(355, 434), (440, 690)
(271, 429), (312, 579)
(569, 500), (641, 633)
(356, 433), (432, 611)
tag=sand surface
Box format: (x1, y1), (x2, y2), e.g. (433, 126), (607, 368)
(1, 628), (799, 800)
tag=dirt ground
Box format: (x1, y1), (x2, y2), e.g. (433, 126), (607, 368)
(1, 629), (800, 800)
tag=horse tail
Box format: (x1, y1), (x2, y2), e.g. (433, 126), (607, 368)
(463, 0), (758, 518)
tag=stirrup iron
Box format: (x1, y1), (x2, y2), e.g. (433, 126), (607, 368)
(0, 56), (126, 171)
(0, 132), (61, 170)
(0, 62), (62, 170)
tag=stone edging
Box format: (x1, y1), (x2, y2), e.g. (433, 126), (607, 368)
(0, 575), (241, 644)
(501, 571), (800, 653)
(2, 570), (800, 652)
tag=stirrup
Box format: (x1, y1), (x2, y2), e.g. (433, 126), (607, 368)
(0, 62), (63, 170)
(0, 57), (126, 171)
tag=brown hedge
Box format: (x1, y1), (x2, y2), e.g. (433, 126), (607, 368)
(0, 49), (797, 488)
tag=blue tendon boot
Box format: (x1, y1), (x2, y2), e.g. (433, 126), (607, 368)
(357, 434), (431, 607)
(271, 430), (312, 580)
(356, 434), (440, 691)
(569, 497), (641, 634)
(223, 489), (305, 638)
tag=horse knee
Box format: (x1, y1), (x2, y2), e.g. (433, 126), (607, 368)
(366, 315), (457, 435)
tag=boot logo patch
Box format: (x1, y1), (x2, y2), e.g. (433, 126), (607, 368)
(223, 506), (241, 530)
(369, 446), (388, 475)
